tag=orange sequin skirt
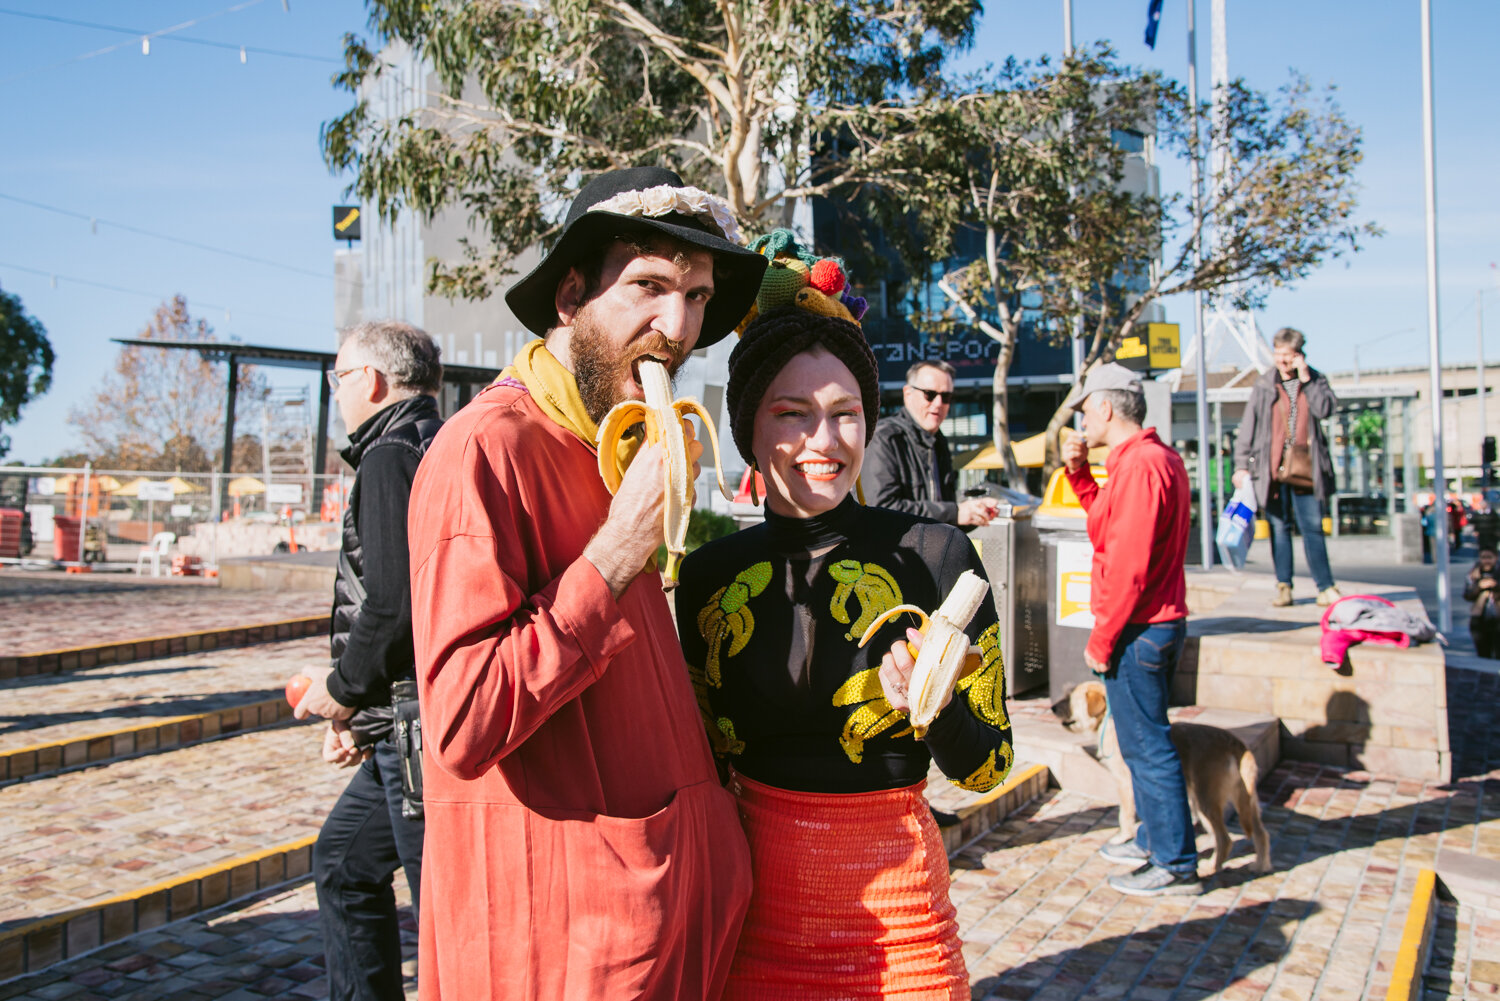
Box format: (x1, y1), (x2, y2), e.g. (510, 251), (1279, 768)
(724, 772), (968, 1000)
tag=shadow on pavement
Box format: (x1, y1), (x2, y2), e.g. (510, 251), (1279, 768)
(0, 689), (284, 736)
(968, 898), (1318, 1000)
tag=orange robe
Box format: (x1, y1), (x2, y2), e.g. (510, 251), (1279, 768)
(408, 381), (752, 1000)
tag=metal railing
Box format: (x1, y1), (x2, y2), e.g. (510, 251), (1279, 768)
(0, 465), (350, 570)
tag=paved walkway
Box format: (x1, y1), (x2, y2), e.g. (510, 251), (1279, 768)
(0, 639), (327, 753)
(1, 726), (339, 930)
(0, 571), (326, 657)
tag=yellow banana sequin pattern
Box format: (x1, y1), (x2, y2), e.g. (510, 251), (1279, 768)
(955, 622), (1008, 730)
(696, 561), (774, 686)
(831, 667), (914, 764)
(828, 560), (903, 642)
(955, 743), (1014, 792)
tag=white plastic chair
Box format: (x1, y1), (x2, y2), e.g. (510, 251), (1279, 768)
(135, 532), (176, 577)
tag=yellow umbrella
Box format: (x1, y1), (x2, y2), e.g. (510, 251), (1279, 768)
(111, 477), (154, 497)
(227, 476), (266, 497)
(164, 476), (205, 493)
(962, 430), (1109, 471)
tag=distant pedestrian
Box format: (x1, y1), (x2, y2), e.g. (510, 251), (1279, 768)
(862, 360), (998, 528)
(1471, 501), (1500, 554)
(1062, 363), (1200, 897)
(292, 320), (444, 1001)
(1232, 327), (1341, 608)
(1464, 549), (1500, 659)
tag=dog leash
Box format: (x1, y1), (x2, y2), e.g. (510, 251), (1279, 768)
(1096, 703), (1114, 761)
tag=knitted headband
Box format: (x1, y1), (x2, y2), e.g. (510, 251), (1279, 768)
(726, 306), (881, 467)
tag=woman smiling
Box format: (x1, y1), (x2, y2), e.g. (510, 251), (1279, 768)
(675, 238), (1014, 1000)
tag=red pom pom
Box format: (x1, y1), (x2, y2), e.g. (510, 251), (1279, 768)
(808, 259), (846, 296)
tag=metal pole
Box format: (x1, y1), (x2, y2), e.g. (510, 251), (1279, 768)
(1188, 0), (1212, 569)
(221, 355), (238, 517)
(1403, 397), (1417, 513)
(77, 461), (92, 564)
(1479, 290), (1487, 485)
(1213, 398), (1224, 513)
(1421, 0), (1450, 631)
(1064, 0), (1086, 427)
(1384, 398), (1396, 522)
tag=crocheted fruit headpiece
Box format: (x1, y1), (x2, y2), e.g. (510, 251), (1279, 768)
(733, 229), (870, 337)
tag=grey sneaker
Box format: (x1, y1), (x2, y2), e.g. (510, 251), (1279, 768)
(1098, 840), (1150, 866)
(1108, 864), (1203, 897)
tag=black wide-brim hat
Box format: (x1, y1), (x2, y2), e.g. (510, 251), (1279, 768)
(504, 166), (767, 350)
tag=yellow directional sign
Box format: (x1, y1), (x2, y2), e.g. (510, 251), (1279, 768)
(333, 206), (361, 241)
(1147, 323), (1180, 368)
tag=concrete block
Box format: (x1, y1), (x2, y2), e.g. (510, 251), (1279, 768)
(1433, 849), (1500, 909)
(1195, 671), (1274, 713)
(1352, 744), (1446, 781)
(66, 913), (101, 958)
(1281, 734), (1350, 769)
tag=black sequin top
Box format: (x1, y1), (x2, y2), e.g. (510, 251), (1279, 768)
(675, 498), (1013, 795)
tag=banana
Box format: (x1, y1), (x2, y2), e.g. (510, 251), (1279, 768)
(595, 359), (734, 588)
(856, 570), (992, 731)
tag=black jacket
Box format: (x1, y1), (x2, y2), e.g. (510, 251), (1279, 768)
(327, 394), (443, 709)
(861, 408), (958, 524)
(1232, 366), (1337, 505)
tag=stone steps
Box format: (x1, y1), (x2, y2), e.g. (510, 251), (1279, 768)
(0, 725), (348, 982)
(0, 636), (327, 784)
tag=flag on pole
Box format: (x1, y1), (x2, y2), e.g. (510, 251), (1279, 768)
(1145, 0), (1164, 48)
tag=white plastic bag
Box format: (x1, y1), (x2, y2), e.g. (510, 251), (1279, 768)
(1215, 483), (1258, 570)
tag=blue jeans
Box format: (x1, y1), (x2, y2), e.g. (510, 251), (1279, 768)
(1265, 484), (1335, 591)
(1102, 619), (1197, 876)
(314, 736), (424, 1001)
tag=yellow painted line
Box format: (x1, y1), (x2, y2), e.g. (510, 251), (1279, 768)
(16, 615), (328, 661)
(954, 762), (1050, 818)
(0, 698), (293, 759)
(0, 835), (319, 942)
(1388, 868), (1438, 1001)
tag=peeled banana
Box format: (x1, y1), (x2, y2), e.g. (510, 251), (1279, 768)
(857, 570), (991, 730)
(595, 359), (734, 588)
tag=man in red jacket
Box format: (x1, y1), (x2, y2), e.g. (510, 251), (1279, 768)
(1062, 363), (1200, 897)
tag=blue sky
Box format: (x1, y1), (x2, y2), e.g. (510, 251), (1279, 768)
(2, 1), (1497, 464)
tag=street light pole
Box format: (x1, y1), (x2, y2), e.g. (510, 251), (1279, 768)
(1420, 0), (1450, 632)
(1479, 290), (1487, 486)
(1187, 0), (1212, 570)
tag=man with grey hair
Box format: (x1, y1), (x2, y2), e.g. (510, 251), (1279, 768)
(293, 319), (443, 1000)
(1062, 362), (1199, 897)
(1233, 326), (1340, 607)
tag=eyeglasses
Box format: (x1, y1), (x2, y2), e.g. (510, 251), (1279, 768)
(326, 365), (379, 390)
(909, 387), (954, 404)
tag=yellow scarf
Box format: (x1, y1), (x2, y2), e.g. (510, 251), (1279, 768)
(499, 339), (641, 474)
(498, 338), (599, 448)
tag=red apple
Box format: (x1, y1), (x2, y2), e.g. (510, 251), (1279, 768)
(285, 674), (312, 708)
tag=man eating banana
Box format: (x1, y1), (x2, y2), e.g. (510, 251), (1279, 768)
(406, 167), (767, 1001)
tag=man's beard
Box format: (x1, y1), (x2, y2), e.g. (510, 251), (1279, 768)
(569, 303), (685, 425)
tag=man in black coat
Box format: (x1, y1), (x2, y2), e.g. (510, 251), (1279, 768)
(862, 360), (998, 527)
(293, 320), (443, 1001)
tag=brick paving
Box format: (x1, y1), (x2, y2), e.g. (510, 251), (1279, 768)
(1425, 900), (1500, 998)
(0, 881), (416, 1001)
(0, 639), (327, 753)
(0, 727), (345, 930)
(0, 571), (326, 657)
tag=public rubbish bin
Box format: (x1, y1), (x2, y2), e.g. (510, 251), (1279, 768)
(53, 515), (81, 563)
(967, 488), (1047, 698)
(1032, 467), (1105, 705)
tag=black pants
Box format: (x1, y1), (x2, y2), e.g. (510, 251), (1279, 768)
(314, 736), (424, 1001)
(1470, 616), (1500, 659)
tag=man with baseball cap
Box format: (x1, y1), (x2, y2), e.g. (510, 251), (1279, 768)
(1061, 362), (1199, 897)
(407, 167), (766, 999)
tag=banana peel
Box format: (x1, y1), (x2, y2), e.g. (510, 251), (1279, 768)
(595, 359), (734, 589)
(856, 570), (991, 732)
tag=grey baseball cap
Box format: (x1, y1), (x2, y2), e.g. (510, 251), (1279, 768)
(1072, 362), (1144, 411)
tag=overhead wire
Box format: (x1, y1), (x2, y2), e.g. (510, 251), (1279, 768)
(0, 7), (340, 64)
(0, 192), (353, 286)
(0, 0), (339, 85)
(0, 260), (327, 332)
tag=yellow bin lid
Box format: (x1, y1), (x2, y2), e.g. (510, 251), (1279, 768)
(1036, 465), (1108, 519)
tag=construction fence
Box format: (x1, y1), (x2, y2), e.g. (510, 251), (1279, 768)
(0, 466), (350, 570)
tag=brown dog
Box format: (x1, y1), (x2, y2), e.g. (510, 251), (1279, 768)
(1055, 681), (1271, 874)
